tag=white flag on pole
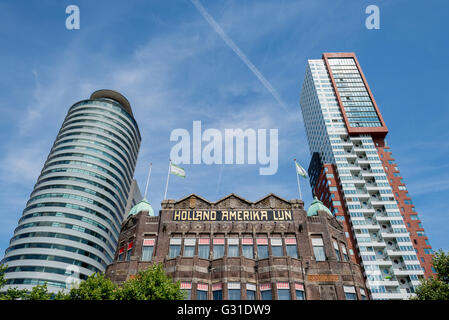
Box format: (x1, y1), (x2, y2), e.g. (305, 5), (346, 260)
(295, 161), (307, 178)
(170, 162), (186, 178)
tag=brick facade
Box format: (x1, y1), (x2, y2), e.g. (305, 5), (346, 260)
(373, 138), (435, 278)
(105, 193), (369, 300)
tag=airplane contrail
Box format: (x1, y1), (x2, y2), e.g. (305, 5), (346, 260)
(191, 0), (289, 112)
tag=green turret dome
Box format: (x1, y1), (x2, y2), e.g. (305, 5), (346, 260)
(307, 196), (333, 217)
(127, 198), (154, 217)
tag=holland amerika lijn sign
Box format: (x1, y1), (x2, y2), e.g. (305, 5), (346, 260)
(172, 210), (293, 221)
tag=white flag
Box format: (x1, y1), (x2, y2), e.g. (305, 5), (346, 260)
(170, 163), (186, 178)
(295, 161), (307, 178)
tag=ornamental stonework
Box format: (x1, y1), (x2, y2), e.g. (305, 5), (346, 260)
(105, 193), (370, 300)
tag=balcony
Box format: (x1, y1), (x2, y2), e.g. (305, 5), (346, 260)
(361, 170), (374, 176)
(366, 183), (381, 190)
(393, 267), (424, 276)
(347, 162), (359, 169)
(368, 237), (386, 247)
(374, 258), (393, 266)
(371, 291), (408, 300)
(345, 152), (357, 158)
(354, 192), (370, 199)
(377, 278), (400, 287)
(381, 231), (409, 238)
(364, 224), (381, 230)
(348, 178), (365, 184)
(386, 249), (415, 257)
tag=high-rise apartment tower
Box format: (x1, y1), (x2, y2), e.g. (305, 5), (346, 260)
(1, 90), (141, 292)
(299, 53), (433, 299)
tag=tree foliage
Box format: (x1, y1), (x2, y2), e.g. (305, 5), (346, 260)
(28, 284), (53, 300)
(0, 263), (185, 300)
(115, 263), (185, 300)
(60, 273), (117, 300)
(432, 249), (449, 284)
(413, 249), (449, 300)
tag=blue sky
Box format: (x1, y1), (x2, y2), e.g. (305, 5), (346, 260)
(0, 0), (448, 257)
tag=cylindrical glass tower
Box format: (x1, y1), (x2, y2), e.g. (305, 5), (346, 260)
(1, 90), (141, 292)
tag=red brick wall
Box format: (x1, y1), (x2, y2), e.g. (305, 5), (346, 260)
(373, 137), (435, 278)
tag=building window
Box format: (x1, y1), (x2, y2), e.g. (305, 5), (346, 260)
(118, 247), (124, 261)
(213, 289), (222, 300)
(359, 288), (367, 300)
(197, 283), (208, 300)
(228, 239), (239, 257)
(341, 244), (349, 261)
(242, 238), (254, 259)
(141, 239), (155, 261)
(198, 239), (210, 259)
(333, 240), (341, 261)
(169, 238), (181, 258)
(285, 238), (298, 258)
(197, 291), (207, 300)
(183, 238), (196, 257)
(271, 238), (283, 256)
(260, 283), (272, 300)
(213, 239), (225, 259)
(228, 282), (241, 300)
(246, 283), (256, 300)
(181, 282), (192, 300)
(257, 238), (269, 259)
(126, 242), (133, 261)
(212, 283), (223, 300)
(295, 283), (305, 300)
(312, 237), (326, 261)
(277, 283), (291, 300)
(344, 286), (357, 300)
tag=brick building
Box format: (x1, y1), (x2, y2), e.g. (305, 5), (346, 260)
(105, 193), (369, 300)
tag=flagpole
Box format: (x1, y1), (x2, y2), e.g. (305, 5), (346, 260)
(294, 159), (302, 200)
(144, 163), (152, 199)
(164, 160), (171, 200)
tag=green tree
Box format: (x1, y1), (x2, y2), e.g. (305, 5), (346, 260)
(0, 265), (53, 300)
(0, 264), (25, 300)
(1, 263), (185, 300)
(413, 249), (449, 300)
(63, 272), (117, 300)
(432, 249), (449, 283)
(0, 264), (6, 289)
(27, 284), (52, 300)
(115, 263), (185, 300)
(0, 287), (29, 300)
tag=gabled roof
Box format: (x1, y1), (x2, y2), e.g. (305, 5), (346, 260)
(254, 193), (291, 205)
(213, 193), (252, 205)
(172, 193), (293, 206)
(174, 193), (211, 205)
